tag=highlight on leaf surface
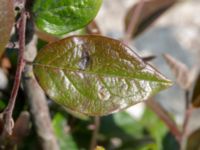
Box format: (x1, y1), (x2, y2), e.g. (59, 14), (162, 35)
(0, 0), (14, 57)
(33, 35), (172, 116)
(33, 0), (102, 35)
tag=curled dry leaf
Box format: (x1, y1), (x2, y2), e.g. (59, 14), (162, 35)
(0, 0), (14, 57)
(33, 35), (172, 116)
(125, 0), (176, 38)
(191, 72), (200, 107)
(163, 54), (190, 90)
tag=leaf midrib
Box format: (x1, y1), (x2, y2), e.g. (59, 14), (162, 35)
(33, 63), (170, 84)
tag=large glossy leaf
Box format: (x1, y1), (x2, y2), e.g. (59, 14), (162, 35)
(0, 0), (14, 57)
(33, 35), (172, 116)
(33, 0), (102, 35)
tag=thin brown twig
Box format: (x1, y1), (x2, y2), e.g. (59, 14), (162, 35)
(182, 106), (193, 136)
(90, 117), (100, 150)
(2, 9), (27, 136)
(123, 0), (145, 43)
(146, 99), (182, 143)
(182, 90), (193, 137)
(185, 90), (190, 110)
(180, 92), (193, 150)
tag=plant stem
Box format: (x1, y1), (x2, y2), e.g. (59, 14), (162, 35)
(182, 106), (193, 136)
(124, 0), (145, 43)
(180, 91), (193, 150)
(182, 90), (193, 137)
(90, 117), (100, 150)
(146, 99), (182, 143)
(23, 65), (59, 150)
(2, 10), (27, 135)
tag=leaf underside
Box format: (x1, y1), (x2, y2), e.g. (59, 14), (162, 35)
(33, 35), (172, 116)
(33, 0), (102, 35)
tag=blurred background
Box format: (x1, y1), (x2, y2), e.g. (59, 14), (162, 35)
(96, 0), (200, 134)
(1, 0), (200, 149)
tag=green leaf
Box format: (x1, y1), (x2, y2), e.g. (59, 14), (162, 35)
(64, 107), (89, 120)
(33, 0), (102, 35)
(52, 113), (78, 150)
(0, 99), (6, 111)
(33, 35), (172, 116)
(0, 0), (14, 56)
(100, 112), (153, 149)
(162, 132), (180, 150)
(113, 112), (144, 139)
(140, 107), (168, 150)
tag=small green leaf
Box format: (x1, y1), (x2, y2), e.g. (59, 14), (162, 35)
(100, 112), (153, 149)
(0, 0), (14, 56)
(52, 113), (78, 150)
(0, 99), (6, 111)
(33, 35), (172, 116)
(140, 107), (168, 150)
(33, 0), (102, 35)
(113, 112), (144, 139)
(162, 132), (180, 150)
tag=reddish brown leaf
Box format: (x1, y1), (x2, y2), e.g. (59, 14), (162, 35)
(0, 0), (14, 57)
(191, 72), (200, 107)
(1, 56), (12, 74)
(33, 35), (172, 116)
(163, 54), (190, 90)
(125, 0), (176, 38)
(186, 129), (200, 150)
